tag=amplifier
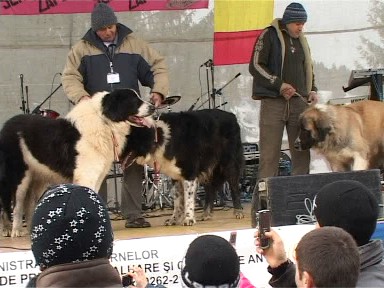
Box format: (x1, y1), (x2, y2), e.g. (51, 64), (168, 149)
(243, 142), (258, 161)
(253, 169), (383, 227)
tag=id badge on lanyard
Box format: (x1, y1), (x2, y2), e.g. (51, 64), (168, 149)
(107, 61), (120, 84)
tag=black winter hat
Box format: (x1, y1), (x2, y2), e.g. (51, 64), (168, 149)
(91, 3), (118, 32)
(313, 180), (379, 246)
(282, 2), (307, 24)
(182, 234), (240, 287)
(31, 184), (114, 268)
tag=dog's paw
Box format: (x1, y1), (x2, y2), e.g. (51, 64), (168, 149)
(183, 217), (196, 226)
(11, 228), (25, 238)
(2, 227), (12, 237)
(199, 212), (212, 221)
(234, 209), (244, 219)
(164, 218), (177, 226)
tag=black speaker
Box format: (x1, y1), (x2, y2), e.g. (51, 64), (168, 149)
(254, 169), (383, 227)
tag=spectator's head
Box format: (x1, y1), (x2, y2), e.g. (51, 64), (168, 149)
(181, 234), (240, 287)
(295, 226), (360, 288)
(91, 3), (118, 32)
(314, 180), (379, 246)
(282, 2), (307, 24)
(31, 184), (114, 270)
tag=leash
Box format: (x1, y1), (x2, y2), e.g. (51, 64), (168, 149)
(111, 132), (120, 162)
(283, 92), (311, 121)
(152, 114), (161, 187)
(294, 92), (311, 105)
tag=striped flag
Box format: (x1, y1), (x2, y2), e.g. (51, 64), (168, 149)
(213, 0), (274, 66)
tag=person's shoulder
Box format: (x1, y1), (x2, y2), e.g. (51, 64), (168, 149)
(121, 32), (151, 50)
(69, 39), (94, 54)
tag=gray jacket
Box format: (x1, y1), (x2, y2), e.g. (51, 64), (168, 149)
(357, 239), (384, 288)
(268, 239), (384, 288)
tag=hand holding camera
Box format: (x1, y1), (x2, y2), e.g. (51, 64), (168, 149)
(256, 210), (271, 249)
(254, 212), (288, 268)
(122, 267), (149, 288)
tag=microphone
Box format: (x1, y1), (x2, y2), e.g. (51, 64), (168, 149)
(200, 59), (212, 67)
(215, 73), (242, 95)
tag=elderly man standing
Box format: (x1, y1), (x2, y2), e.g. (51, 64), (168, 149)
(62, 3), (169, 228)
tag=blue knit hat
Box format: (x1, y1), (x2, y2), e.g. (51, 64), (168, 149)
(282, 2), (307, 24)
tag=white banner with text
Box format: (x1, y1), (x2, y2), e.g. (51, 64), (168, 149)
(0, 225), (315, 288)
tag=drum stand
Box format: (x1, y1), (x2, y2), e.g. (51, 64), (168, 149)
(105, 161), (123, 214)
(142, 164), (173, 210)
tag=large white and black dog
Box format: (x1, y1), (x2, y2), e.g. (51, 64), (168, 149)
(122, 109), (245, 226)
(0, 89), (154, 237)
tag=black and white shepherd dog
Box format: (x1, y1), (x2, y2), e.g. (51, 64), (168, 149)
(0, 89), (154, 237)
(122, 109), (245, 226)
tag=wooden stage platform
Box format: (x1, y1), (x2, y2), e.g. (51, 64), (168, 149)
(0, 202), (253, 253)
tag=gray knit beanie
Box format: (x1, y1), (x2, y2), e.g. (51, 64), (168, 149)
(282, 2), (307, 24)
(91, 3), (118, 32)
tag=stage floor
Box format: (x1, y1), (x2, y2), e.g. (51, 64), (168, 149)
(0, 202), (253, 253)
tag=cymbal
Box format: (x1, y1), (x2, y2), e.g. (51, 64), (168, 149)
(159, 96), (181, 108)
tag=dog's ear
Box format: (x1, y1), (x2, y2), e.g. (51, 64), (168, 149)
(102, 89), (142, 122)
(315, 117), (332, 142)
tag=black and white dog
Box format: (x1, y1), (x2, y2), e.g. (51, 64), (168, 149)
(0, 89), (154, 237)
(123, 109), (245, 226)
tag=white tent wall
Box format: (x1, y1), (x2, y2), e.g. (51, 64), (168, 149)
(0, 0), (382, 144)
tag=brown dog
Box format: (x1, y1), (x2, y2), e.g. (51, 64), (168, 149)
(294, 100), (384, 171)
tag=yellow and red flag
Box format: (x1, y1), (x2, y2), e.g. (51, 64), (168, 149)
(214, 0), (274, 66)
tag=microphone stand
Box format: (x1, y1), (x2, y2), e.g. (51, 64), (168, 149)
(215, 101), (228, 109)
(212, 72), (242, 110)
(205, 64), (211, 109)
(210, 62), (215, 109)
(196, 73), (241, 110)
(31, 83), (62, 114)
(19, 74), (26, 114)
(25, 86), (30, 114)
(195, 98), (210, 110)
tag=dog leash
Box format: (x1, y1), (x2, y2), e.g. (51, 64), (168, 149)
(294, 92), (311, 105)
(152, 114), (161, 187)
(283, 92), (311, 121)
(111, 132), (120, 162)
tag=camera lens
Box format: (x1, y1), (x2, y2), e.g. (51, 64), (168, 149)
(122, 274), (133, 287)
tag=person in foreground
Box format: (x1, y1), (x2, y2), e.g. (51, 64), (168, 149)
(255, 180), (384, 287)
(26, 184), (160, 288)
(181, 234), (244, 287)
(62, 3), (169, 228)
(258, 227), (359, 288)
